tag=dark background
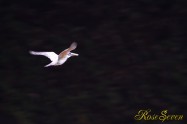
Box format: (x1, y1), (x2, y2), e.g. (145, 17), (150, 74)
(0, 0), (186, 124)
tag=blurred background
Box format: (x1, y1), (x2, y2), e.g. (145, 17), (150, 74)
(0, 0), (186, 124)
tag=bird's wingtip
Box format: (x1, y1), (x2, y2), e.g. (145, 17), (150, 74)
(69, 42), (77, 51)
(29, 51), (36, 55)
(29, 50), (33, 54)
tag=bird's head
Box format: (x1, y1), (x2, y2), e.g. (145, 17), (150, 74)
(67, 52), (79, 58)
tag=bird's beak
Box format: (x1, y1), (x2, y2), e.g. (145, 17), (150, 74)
(71, 53), (79, 56)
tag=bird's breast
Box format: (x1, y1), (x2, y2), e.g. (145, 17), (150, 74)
(57, 58), (68, 65)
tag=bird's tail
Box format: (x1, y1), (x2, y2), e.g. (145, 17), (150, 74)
(44, 62), (54, 67)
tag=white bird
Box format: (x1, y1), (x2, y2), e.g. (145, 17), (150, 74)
(29, 42), (78, 67)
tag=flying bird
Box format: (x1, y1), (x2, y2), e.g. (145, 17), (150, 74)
(29, 42), (78, 67)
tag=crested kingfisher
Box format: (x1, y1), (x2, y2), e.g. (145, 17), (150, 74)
(29, 42), (78, 67)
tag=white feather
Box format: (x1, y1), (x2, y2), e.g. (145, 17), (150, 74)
(29, 51), (58, 62)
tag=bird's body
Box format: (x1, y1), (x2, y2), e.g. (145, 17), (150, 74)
(30, 42), (78, 67)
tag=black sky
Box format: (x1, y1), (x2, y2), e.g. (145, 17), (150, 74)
(0, 0), (186, 124)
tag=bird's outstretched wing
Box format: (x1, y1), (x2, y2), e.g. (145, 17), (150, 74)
(68, 42), (77, 51)
(58, 42), (77, 59)
(29, 51), (58, 62)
